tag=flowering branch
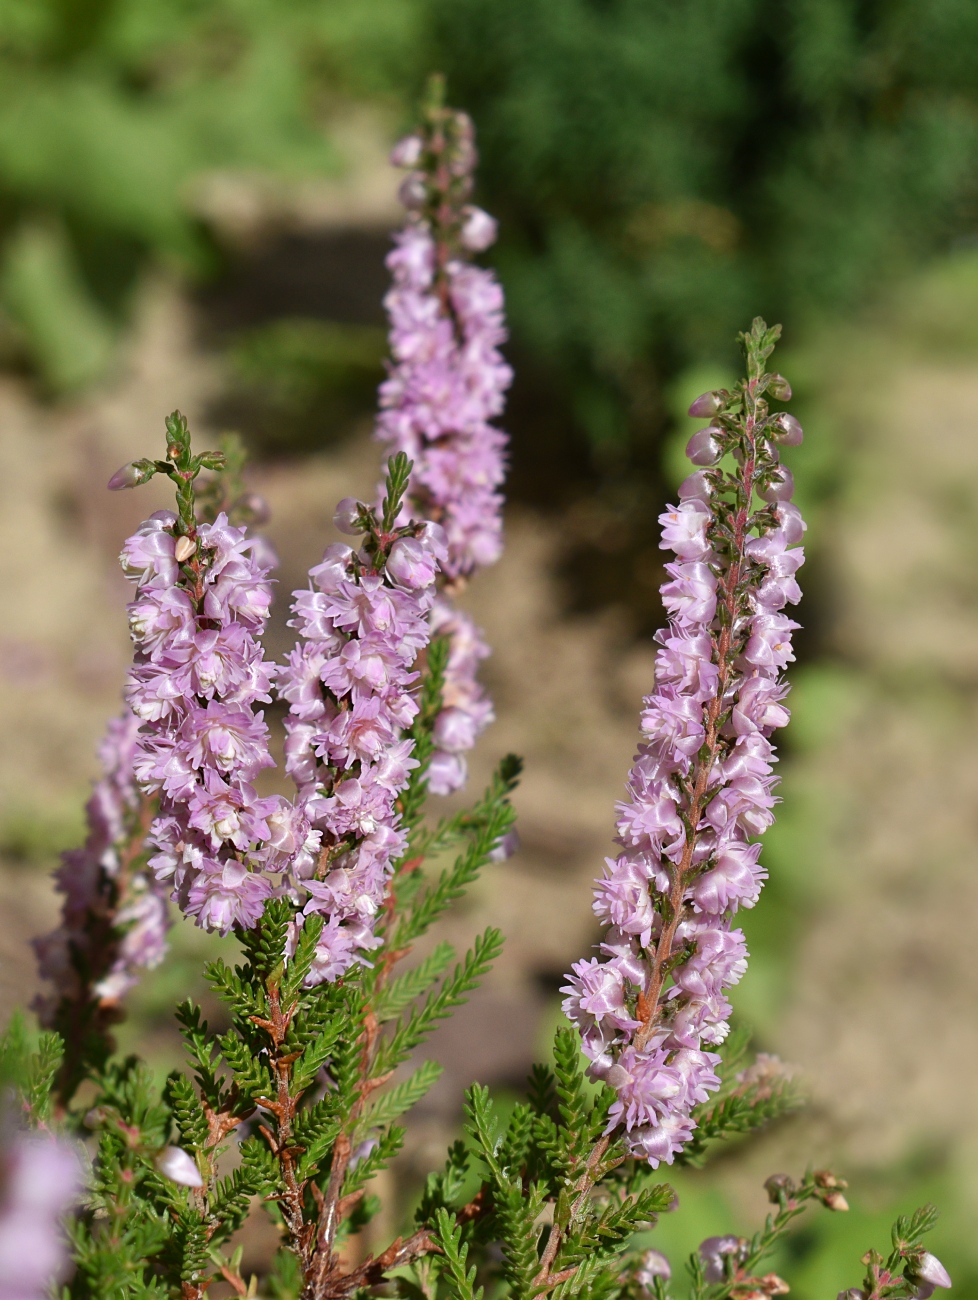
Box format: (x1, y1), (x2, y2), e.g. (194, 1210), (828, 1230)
(562, 318), (806, 1165)
(377, 78), (511, 796)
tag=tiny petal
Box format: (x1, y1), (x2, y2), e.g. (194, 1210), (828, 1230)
(334, 498), (366, 535)
(688, 391), (722, 418)
(636, 1249), (672, 1289)
(157, 1145), (203, 1187)
(916, 1253), (952, 1290)
(460, 205), (498, 251)
(758, 465), (795, 502)
(771, 412), (803, 446)
(686, 426), (723, 466)
(108, 461), (147, 491)
(390, 134), (423, 168)
(398, 172), (427, 210)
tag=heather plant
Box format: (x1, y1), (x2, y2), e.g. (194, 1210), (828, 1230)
(4, 97), (954, 1300)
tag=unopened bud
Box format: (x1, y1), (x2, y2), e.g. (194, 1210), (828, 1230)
(460, 205), (497, 252)
(822, 1189), (849, 1212)
(107, 460), (151, 491)
(333, 497), (366, 536)
(489, 828), (520, 862)
(814, 1170), (848, 1189)
(678, 470), (714, 502)
(837, 1290), (865, 1299)
(686, 426), (724, 466)
(390, 134), (423, 168)
(636, 1250), (672, 1291)
(768, 374), (792, 401)
(157, 1145), (203, 1188)
(398, 172), (428, 211)
(688, 390), (722, 418)
(763, 1173), (795, 1203)
(912, 1253), (952, 1291)
(758, 465), (794, 503)
(173, 535), (196, 563)
(759, 1275), (790, 1296)
(771, 412), (804, 446)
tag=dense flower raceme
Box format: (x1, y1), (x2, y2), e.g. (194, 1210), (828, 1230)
(562, 327), (807, 1167)
(122, 508), (292, 934)
(374, 106), (511, 794)
(277, 500), (446, 983)
(33, 707), (169, 1025)
(0, 1130), (81, 1299)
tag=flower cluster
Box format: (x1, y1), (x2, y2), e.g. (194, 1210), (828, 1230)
(278, 465), (444, 983)
(33, 707), (169, 1026)
(376, 97), (510, 793)
(562, 322), (806, 1166)
(122, 502), (287, 934)
(0, 1131), (80, 1299)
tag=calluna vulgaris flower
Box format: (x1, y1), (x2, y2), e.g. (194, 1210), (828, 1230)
(0, 1131), (80, 1299)
(277, 487), (445, 983)
(123, 508), (290, 933)
(34, 707), (169, 1023)
(562, 323), (806, 1166)
(379, 99), (510, 795)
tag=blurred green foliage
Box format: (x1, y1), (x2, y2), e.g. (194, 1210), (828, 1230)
(431, 0), (978, 464)
(220, 317), (385, 455)
(0, 0), (420, 389)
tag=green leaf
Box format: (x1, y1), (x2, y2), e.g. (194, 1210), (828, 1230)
(433, 1207), (484, 1300)
(375, 929), (504, 1074)
(360, 1060), (444, 1134)
(372, 942), (456, 1023)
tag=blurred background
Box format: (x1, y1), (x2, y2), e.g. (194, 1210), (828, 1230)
(3, 0), (978, 1293)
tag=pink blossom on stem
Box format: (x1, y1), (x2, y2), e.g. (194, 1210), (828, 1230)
(377, 97), (510, 794)
(124, 506), (287, 935)
(562, 321), (806, 1166)
(277, 469), (444, 984)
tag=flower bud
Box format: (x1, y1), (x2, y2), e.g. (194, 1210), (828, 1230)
(814, 1170), (847, 1188)
(770, 412), (803, 446)
(398, 172), (428, 211)
(686, 426), (724, 466)
(912, 1253), (952, 1293)
(173, 535), (196, 563)
(333, 497), (366, 535)
(758, 466), (794, 502)
(636, 1249), (672, 1291)
(699, 1237), (747, 1284)
(157, 1145), (203, 1188)
(489, 828), (520, 862)
(460, 205), (498, 252)
(775, 500), (806, 544)
(822, 1189), (849, 1212)
(415, 520), (449, 565)
(390, 134), (423, 168)
(678, 470), (713, 502)
(107, 460), (151, 491)
(763, 1173), (795, 1203)
(760, 1276), (790, 1296)
(838, 1291), (866, 1299)
(310, 543), (354, 592)
(768, 373), (792, 401)
(386, 536), (438, 589)
(688, 391), (722, 418)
